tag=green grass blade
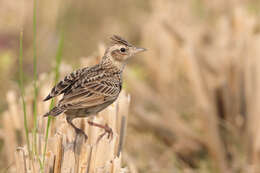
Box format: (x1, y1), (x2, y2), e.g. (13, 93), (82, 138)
(32, 0), (38, 155)
(19, 31), (31, 158)
(42, 32), (64, 165)
(32, 0), (44, 170)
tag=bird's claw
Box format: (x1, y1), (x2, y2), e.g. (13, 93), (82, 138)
(105, 124), (113, 140)
(96, 124), (113, 143)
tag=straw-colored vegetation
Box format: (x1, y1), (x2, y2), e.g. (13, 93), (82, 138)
(3, 62), (131, 172)
(2, 0), (260, 172)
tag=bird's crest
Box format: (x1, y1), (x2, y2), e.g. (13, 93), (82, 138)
(110, 35), (132, 47)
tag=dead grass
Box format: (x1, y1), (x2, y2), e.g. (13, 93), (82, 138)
(123, 1), (260, 172)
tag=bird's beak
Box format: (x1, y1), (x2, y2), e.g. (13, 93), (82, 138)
(134, 47), (147, 54)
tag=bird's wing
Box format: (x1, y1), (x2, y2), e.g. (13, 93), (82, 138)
(58, 75), (121, 110)
(43, 65), (100, 101)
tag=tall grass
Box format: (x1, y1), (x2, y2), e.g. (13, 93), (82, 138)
(42, 32), (64, 165)
(31, 0), (45, 170)
(18, 31), (31, 158)
(32, 0), (38, 156)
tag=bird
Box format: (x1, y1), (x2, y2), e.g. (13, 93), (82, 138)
(43, 35), (146, 140)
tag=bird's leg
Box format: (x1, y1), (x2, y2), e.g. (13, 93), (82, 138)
(66, 116), (88, 140)
(88, 121), (113, 142)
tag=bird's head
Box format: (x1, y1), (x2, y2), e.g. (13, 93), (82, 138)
(103, 35), (146, 63)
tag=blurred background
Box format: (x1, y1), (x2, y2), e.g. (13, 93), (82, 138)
(2, 0), (260, 172)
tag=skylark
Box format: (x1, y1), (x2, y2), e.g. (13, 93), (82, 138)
(43, 35), (146, 140)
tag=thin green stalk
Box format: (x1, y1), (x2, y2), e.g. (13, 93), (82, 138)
(32, 0), (43, 170)
(42, 32), (64, 165)
(19, 31), (31, 158)
(32, 0), (38, 155)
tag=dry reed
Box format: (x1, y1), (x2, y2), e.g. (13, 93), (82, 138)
(124, 1), (260, 172)
(2, 62), (131, 172)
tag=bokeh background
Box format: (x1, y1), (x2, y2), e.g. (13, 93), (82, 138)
(2, 0), (260, 172)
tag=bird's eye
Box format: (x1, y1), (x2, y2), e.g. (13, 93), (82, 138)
(120, 48), (126, 52)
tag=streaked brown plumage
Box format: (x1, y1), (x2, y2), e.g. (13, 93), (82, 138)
(43, 35), (146, 140)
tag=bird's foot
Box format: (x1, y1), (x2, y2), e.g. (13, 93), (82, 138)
(88, 121), (113, 143)
(96, 124), (113, 143)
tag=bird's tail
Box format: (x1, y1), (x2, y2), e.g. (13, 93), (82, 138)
(43, 106), (65, 117)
